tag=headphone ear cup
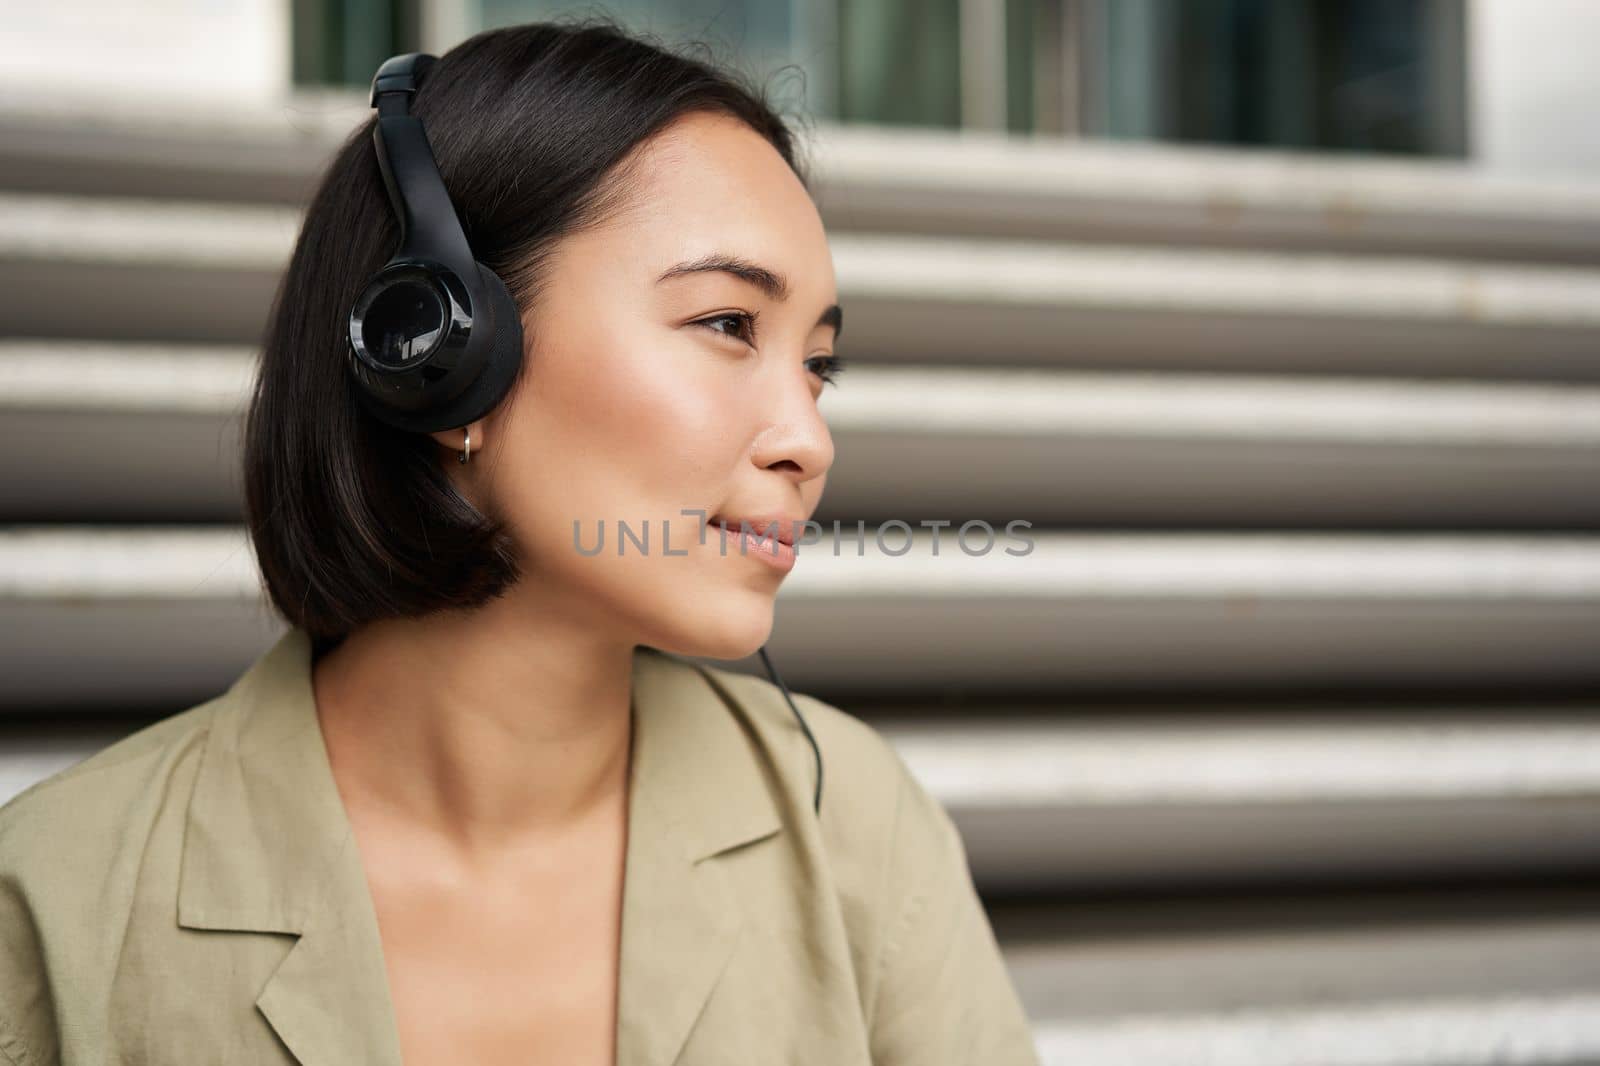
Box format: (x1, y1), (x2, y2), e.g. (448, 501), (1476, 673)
(481, 265), (525, 397)
(437, 264), (525, 429)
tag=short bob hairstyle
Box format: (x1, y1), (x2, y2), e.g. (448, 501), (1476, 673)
(243, 18), (808, 657)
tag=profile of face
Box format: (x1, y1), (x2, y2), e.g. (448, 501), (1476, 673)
(432, 110), (839, 661)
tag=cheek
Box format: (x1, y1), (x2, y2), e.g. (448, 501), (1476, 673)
(489, 316), (739, 572)
(576, 321), (736, 508)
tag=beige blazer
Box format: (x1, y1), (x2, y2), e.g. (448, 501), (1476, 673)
(0, 626), (1041, 1065)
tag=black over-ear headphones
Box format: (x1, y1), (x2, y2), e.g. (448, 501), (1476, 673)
(346, 53), (524, 434)
(348, 53), (824, 817)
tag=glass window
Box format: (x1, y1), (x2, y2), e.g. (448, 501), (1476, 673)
(1079, 0), (1467, 155)
(289, 0), (1467, 156)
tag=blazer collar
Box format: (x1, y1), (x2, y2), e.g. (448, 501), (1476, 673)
(177, 626), (784, 1066)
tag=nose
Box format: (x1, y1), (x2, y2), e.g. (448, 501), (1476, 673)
(749, 369), (835, 484)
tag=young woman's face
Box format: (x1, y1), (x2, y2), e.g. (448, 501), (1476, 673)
(443, 110), (840, 660)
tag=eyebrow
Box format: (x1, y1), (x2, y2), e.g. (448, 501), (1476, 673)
(656, 252), (844, 340)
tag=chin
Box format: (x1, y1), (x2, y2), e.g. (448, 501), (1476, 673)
(653, 586), (776, 662)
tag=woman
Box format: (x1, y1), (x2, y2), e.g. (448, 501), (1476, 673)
(0, 19), (1041, 1066)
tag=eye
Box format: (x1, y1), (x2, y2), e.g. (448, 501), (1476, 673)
(693, 310), (758, 347)
(806, 353), (848, 387)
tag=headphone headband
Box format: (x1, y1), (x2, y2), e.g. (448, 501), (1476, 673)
(369, 53), (436, 106)
(365, 53), (476, 283)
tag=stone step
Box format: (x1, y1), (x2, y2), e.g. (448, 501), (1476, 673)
(814, 123), (1600, 263)
(8, 341), (1598, 526)
(2, 527), (1596, 702)
(878, 708), (1600, 892)
(6, 93), (1600, 263)
(5, 193), (1599, 376)
(994, 885), (1600, 1065)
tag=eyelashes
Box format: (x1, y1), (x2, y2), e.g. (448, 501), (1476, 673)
(696, 310), (760, 346)
(808, 352), (847, 386)
(692, 310), (846, 386)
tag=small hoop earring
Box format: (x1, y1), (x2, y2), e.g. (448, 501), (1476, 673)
(458, 426), (472, 464)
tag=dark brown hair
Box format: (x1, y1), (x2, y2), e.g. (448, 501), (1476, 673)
(243, 17), (808, 655)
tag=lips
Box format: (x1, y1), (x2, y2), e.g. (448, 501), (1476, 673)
(708, 513), (798, 547)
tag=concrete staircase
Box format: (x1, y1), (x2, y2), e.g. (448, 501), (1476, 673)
(4, 96), (1599, 1064)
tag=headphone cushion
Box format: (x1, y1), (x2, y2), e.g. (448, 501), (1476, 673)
(433, 263), (525, 430)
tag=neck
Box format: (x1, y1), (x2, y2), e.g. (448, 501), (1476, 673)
(309, 590), (637, 873)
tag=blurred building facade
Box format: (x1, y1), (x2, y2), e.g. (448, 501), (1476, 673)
(7, 0), (1600, 173)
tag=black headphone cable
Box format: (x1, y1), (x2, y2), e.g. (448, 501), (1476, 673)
(757, 646), (823, 817)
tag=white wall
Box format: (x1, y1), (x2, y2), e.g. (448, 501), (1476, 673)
(1469, 0), (1600, 177)
(0, 0), (291, 109)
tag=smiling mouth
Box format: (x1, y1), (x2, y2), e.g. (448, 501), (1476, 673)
(707, 514), (797, 547)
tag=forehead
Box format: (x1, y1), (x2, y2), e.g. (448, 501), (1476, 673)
(593, 111), (834, 287)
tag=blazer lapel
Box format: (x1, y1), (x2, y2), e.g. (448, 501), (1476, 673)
(177, 626), (406, 1066)
(176, 628), (784, 1066)
(616, 648), (785, 1066)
